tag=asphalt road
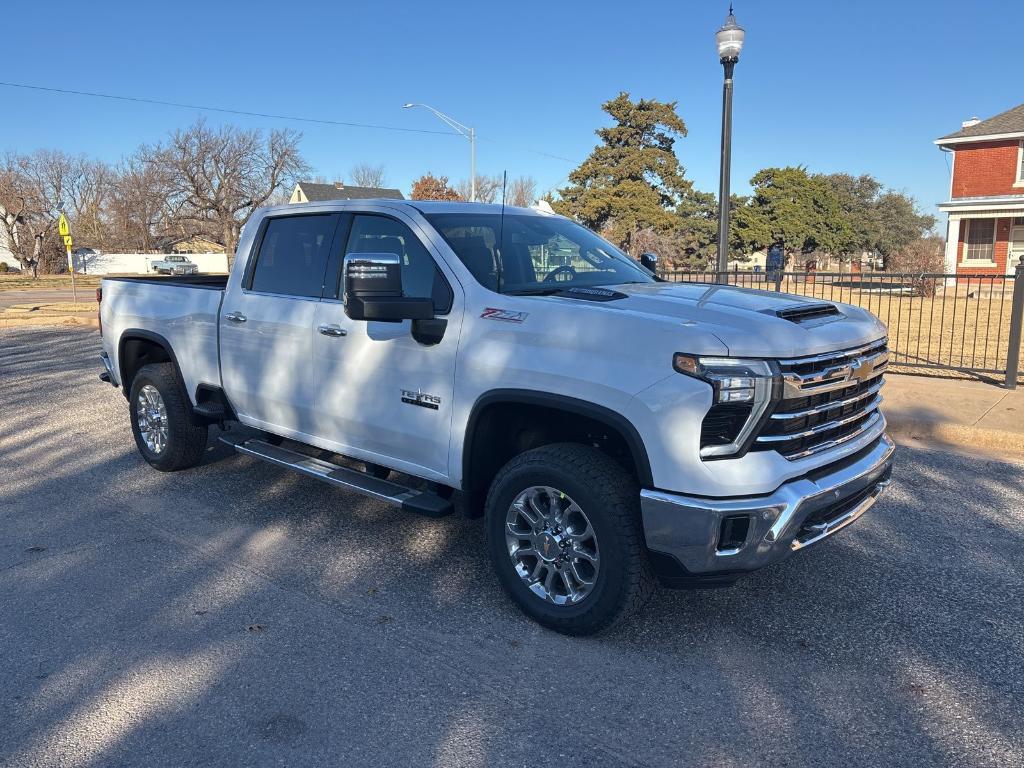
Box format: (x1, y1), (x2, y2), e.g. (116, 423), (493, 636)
(2, 326), (1022, 768)
(0, 289), (82, 309)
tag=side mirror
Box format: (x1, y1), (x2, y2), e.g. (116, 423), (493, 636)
(639, 252), (658, 274)
(343, 253), (434, 322)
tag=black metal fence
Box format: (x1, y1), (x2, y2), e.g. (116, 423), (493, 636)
(660, 259), (1024, 388)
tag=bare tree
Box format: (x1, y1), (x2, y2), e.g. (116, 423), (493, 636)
(0, 150), (90, 275)
(349, 163), (388, 188)
(410, 173), (462, 201)
(148, 120), (308, 259)
(105, 153), (176, 252)
(456, 174), (502, 203)
(886, 235), (946, 296)
(506, 175), (537, 207)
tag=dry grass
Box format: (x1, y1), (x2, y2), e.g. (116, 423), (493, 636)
(0, 273), (103, 291)
(5, 301), (99, 313)
(0, 300), (99, 328)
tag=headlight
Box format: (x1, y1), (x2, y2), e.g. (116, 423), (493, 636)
(673, 354), (777, 458)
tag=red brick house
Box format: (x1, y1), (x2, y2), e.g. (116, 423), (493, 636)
(935, 103), (1024, 276)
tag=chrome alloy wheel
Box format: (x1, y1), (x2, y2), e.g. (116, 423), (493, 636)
(505, 486), (600, 606)
(136, 384), (169, 454)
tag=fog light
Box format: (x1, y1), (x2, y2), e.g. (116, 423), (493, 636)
(717, 515), (751, 553)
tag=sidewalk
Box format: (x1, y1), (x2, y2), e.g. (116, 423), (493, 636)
(883, 373), (1024, 457)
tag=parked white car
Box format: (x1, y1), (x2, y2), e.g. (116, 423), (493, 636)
(149, 254), (199, 275)
(97, 200), (894, 634)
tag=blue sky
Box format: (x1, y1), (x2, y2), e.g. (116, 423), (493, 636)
(2, 0), (1021, 218)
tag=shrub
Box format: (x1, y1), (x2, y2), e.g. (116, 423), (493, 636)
(0, 262), (9, 273)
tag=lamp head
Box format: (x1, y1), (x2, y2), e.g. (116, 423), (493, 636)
(716, 5), (745, 62)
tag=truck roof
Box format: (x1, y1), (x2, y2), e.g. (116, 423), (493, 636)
(256, 200), (552, 218)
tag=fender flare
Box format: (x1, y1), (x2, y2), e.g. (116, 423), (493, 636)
(116, 328), (183, 396)
(461, 389), (653, 489)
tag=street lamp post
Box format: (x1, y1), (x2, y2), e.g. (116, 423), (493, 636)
(402, 103), (477, 201)
(715, 6), (745, 281)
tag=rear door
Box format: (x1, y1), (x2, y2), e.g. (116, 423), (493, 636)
(312, 211), (463, 480)
(220, 212), (341, 436)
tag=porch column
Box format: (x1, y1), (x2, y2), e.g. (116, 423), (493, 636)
(944, 215), (961, 284)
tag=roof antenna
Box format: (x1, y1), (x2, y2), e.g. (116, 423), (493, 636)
(496, 170), (507, 294)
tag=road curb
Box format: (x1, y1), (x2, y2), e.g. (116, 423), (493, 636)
(886, 417), (1024, 456)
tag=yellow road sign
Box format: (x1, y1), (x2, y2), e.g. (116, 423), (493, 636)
(63, 234), (74, 249)
(58, 213), (70, 237)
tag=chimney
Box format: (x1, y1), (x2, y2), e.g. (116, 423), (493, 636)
(334, 181), (344, 190)
(961, 117), (981, 129)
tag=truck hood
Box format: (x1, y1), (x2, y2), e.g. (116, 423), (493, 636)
(582, 282), (887, 358)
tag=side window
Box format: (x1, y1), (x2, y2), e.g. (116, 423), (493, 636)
(345, 215), (453, 313)
(249, 214), (339, 298)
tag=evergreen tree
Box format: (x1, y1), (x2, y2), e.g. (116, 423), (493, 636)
(554, 92), (693, 254)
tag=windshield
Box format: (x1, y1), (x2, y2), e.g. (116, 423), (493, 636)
(424, 212), (654, 295)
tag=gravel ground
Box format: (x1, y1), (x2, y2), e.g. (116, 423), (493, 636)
(1, 325), (1023, 768)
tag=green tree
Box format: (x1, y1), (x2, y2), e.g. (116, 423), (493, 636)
(554, 92), (693, 253)
(822, 173), (882, 257)
(823, 173), (935, 262)
(672, 189), (719, 270)
(732, 167), (851, 266)
(872, 191), (936, 261)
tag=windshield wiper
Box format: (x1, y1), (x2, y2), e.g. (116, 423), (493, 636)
(504, 286), (565, 296)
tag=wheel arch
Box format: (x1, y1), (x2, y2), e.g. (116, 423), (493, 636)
(461, 389), (653, 495)
(117, 329), (183, 398)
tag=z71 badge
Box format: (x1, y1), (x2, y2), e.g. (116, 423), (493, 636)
(481, 308), (528, 323)
(401, 389), (441, 410)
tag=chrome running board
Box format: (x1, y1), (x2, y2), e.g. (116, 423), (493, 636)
(218, 434), (453, 517)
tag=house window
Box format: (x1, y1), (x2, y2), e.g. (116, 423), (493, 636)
(963, 219), (996, 262)
(1018, 141), (1024, 184)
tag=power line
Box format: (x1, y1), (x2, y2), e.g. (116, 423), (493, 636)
(0, 81), (459, 136)
(0, 79), (579, 167)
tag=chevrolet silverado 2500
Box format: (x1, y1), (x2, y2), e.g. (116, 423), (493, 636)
(98, 200), (894, 634)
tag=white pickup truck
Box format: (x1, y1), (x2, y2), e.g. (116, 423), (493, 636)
(98, 200), (894, 634)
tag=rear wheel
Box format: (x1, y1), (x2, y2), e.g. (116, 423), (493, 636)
(484, 443), (654, 635)
(129, 363), (208, 471)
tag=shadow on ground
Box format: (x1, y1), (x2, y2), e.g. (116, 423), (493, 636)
(1, 326), (1022, 767)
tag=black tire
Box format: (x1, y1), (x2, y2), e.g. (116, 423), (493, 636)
(484, 443), (654, 635)
(128, 362), (208, 471)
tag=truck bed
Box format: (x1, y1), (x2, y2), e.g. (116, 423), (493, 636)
(100, 275), (226, 399)
(101, 274), (229, 289)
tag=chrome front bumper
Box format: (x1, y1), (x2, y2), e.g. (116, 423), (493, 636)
(641, 434), (895, 581)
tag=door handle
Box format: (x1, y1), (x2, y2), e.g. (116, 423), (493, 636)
(224, 311), (247, 323)
(318, 324), (348, 337)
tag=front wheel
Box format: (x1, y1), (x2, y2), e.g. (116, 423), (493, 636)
(129, 363), (208, 471)
(485, 443), (654, 635)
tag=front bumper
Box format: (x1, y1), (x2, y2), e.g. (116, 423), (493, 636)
(640, 434), (895, 586)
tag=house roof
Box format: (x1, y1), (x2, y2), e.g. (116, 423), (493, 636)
(296, 182), (404, 201)
(936, 103), (1024, 144)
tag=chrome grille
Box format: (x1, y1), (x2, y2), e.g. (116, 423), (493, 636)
(754, 339), (888, 460)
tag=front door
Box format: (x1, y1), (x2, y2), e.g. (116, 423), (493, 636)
(220, 212), (341, 436)
(1010, 223), (1024, 271)
(312, 211), (463, 481)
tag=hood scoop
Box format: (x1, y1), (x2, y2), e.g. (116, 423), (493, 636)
(771, 302), (841, 324)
